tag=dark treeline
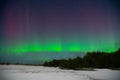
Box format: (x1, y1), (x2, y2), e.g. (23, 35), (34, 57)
(43, 49), (120, 69)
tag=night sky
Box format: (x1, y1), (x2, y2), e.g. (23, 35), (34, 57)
(0, 0), (120, 64)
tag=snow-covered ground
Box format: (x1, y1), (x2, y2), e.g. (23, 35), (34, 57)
(0, 65), (120, 80)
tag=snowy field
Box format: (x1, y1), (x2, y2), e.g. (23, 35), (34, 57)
(0, 65), (120, 80)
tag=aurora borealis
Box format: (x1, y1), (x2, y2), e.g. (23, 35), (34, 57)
(0, 0), (120, 63)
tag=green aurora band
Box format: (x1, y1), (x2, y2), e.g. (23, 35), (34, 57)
(0, 39), (118, 54)
(0, 0), (120, 55)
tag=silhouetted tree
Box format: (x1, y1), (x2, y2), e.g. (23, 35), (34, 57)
(43, 49), (120, 69)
